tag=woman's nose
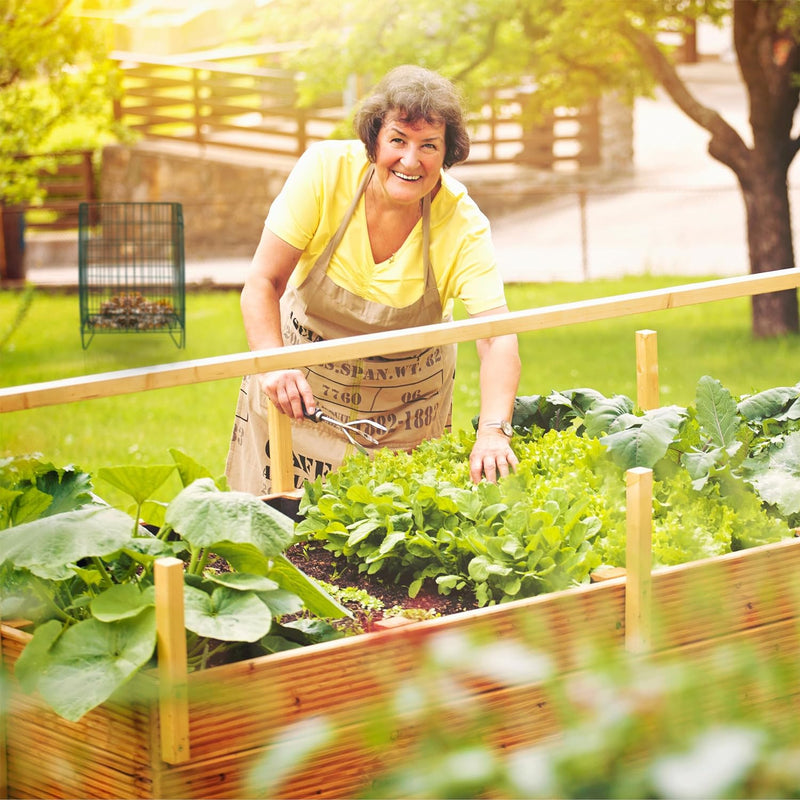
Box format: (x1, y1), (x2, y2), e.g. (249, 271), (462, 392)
(400, 147), (420, 168)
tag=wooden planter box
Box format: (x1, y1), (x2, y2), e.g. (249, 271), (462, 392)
(3, 534), (800, 799)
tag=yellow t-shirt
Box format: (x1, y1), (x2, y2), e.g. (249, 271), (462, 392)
(265, 140), (506, 317)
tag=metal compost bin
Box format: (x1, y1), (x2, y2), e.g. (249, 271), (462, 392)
(78, 202), (186, 348)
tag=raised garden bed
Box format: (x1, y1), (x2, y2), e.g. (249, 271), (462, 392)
(3, 533), (800, 798)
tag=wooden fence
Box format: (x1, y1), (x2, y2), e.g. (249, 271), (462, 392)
(20, 150), (97, 232)
(111, 50), (602, 169)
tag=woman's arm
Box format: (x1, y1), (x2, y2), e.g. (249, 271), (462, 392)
(241, 228), (315, 420)
(468, 305), (521, 483)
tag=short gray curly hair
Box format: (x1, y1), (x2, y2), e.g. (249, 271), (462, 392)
(354, 65), (470, 169)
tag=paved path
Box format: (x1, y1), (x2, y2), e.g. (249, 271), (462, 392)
(491, 60), (800, 283)
(24, 60), (798, 288)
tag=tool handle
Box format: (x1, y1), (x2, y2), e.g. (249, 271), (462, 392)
(303, 405), (324, 423)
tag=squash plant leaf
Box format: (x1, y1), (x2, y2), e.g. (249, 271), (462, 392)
(695, 376), (740, 448)
(169, 447), (228, 491)
(35, 467), (94, 517)
(206, 571), (279, 593)
(166, 478), (294, 555)
(183, 584), (272, 641)
(0, 506), (136, 580)
(267, 554), (351, 619)
(36, 610), (157, 722)
(14, 618), (63, 694)
(97, 464), (177, 507)
(91, 583), (156, 622)
(0, 484), (50, 528)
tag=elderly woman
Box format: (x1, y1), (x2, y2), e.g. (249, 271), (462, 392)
(226, 64), (520, 494)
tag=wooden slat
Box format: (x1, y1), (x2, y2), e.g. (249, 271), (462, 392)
(2, 270), (799, 414)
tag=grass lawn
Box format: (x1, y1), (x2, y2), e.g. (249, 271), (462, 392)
(2, 276), (798, 504)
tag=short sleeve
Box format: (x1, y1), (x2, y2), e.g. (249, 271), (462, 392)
(265, 145), (326, 251)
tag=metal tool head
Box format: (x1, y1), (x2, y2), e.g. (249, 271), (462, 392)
(303, 402), (388, 453)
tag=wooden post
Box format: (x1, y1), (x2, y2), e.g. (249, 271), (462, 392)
(635, 329), (659, 411)
(267, 399), (295, 493)
(579, 190), (589, 280)
(154, 557), (190, 764)
(625, 467), (653, 653)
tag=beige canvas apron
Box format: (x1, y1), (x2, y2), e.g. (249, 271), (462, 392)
(226, 165), (457, 495)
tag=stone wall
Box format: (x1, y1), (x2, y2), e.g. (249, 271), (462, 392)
(101, 142), (296, 259)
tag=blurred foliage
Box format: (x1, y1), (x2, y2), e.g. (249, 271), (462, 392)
(0, 0), (125, 204)
(250, 628), (800, 799)
(247, 0), (733, 115)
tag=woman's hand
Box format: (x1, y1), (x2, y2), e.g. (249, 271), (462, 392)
(257, 369), (316, 420)
(469, 429), (518, 483)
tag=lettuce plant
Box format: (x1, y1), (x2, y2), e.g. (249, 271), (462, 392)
(299, 377), (797, 605)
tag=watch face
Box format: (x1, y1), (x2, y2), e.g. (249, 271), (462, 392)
(500, 420), (513, 437)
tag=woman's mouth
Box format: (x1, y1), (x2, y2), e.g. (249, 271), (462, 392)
(393, 170), (422, 182)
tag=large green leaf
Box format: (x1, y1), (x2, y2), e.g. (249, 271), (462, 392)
(165, 479), (294, 555)
(267, 554), (351, 619)
(97, 464), (177, 506)
(35, 610), (157, 722)
(584, 395), (635, 438)
(183, 584), (272, 641)
(695, 376), (740, 448)
(737, 386), (799, 422)
(600, 406), (688, 470)
(744, 431), (800, 516)
(0, 506), (136, 580)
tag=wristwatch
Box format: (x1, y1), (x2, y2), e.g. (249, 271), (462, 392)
(483, 420), (513, 437)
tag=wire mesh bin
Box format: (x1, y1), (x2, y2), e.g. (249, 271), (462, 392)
(79, 202), (186, 349)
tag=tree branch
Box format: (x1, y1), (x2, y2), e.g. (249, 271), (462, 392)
(451, 19), (500, 83)
(38, 0), (71, 30)
(620, 20), (751, 176)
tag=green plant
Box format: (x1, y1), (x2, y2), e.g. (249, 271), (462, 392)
(298, 377), (796, 606)
(0, 449), (349, 722)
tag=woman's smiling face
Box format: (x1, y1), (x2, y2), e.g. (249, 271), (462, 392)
(372, 111), (446, 207)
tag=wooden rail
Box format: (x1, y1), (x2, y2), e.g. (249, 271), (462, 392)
(1, 269), (798, 414)
(112, 51), (345, 158)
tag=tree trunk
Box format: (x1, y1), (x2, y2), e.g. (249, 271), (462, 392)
(737, 159), (799, 338)
(624, 1), (800, 338)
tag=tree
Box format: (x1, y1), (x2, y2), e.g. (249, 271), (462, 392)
(0, 0), (119, 205)
(257, 0), (799, 338)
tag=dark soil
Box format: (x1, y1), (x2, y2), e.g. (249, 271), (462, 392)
(286, 539), (476, 634)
